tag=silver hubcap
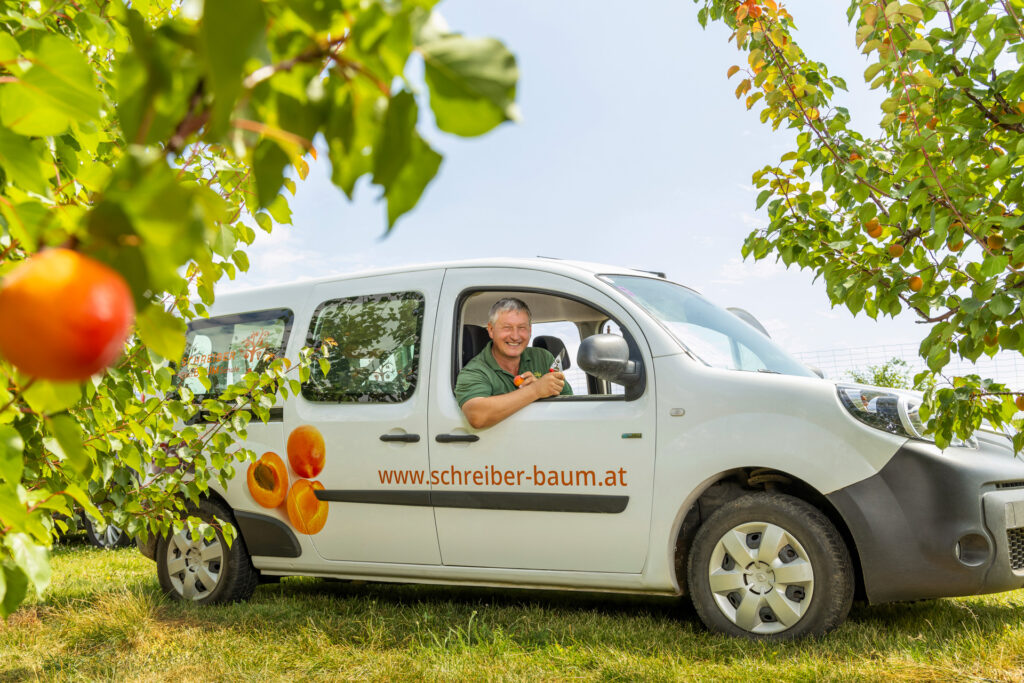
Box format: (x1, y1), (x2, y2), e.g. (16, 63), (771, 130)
(103, 525), (123, 548)
(165, 529), (224, 601)
(707, 521), (814, 635)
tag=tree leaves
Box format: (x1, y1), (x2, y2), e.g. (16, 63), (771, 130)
(135, 305), (186, 362)
(0, 34), (104, 136)
(420, 35), (519, 136)
(200, 0), (266, 138)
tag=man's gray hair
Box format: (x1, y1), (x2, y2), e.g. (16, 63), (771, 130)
(488, 297), (532, 326)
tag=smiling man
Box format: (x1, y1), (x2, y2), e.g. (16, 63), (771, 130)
(456, 297), (572, 428)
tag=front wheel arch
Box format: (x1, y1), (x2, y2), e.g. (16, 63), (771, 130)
(672, 468), (864, 601)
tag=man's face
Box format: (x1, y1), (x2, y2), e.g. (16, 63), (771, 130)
(488, 309), (531, 361)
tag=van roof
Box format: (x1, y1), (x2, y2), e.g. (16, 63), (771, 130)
(213, 257), (667, 303)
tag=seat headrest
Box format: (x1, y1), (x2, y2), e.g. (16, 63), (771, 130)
(461, 324), (490, 368)
(532, 335), (571, 370)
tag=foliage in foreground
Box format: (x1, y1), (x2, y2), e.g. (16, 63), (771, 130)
(2, 545), (1024, 682)
(696, 0), (1024, 446)
(0, 0), (519, 616)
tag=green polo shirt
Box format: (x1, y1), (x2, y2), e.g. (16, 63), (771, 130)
(455, 341), (574, 407)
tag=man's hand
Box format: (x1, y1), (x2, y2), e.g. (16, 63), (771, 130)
(526, 371), (564, 398)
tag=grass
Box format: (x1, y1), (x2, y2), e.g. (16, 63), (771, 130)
(2, 539), (1024, 681)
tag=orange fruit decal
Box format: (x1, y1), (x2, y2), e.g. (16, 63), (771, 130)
(286, 479), (328, 535)
(246, 451), (289, 508)
(0, 249), (135, 380)
(287, 424), (326, 478)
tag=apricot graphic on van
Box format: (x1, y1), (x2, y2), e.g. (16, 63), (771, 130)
(287, 425), (326, 477)
(286, 479), (328, 535)
(246, 451), (288, 508)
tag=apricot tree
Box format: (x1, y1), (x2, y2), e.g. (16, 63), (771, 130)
(0, 0), (518, 615)
(696, 0), (1024, 449)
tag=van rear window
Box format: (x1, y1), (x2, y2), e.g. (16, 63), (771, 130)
(176, 308), (294, 397)
(302, 292), (424, 403)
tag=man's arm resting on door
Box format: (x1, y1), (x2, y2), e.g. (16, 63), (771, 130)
(461, 373), (565, 429)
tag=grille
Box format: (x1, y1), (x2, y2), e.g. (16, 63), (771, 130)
(997, 481), (1024, 490)
(1009, 528), (1024, 571)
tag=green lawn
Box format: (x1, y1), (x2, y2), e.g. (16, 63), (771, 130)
(2, 541), (1024, 681)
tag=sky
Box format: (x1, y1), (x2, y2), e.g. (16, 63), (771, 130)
(218, 0), (928, 358)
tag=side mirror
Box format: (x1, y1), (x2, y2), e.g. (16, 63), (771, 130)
(577, 334), (639, 386)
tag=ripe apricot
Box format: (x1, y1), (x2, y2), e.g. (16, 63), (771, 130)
(988, 233), (1005, 251)
(984, 332), (999, 347)
(850, 153), (862, 161)
(908, 276), (923, 292)
(286, 479), (328, 535)
(0, 249), (134, 380)
(287, 425), (326, 478)
(247, 451), (288, 508)
(949, 240), (964, 252)
(1016, 395), (1024, 412)
(889, 243), (905, 258)
(864, 218), (882, 238)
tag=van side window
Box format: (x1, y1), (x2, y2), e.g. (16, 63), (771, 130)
(302, 292), (424, 403)
(177, 308), (294, 397)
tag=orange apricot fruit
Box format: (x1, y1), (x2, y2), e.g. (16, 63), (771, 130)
(864, 218), (883, 238)
(988, 233), (1005, 251)
(0, 248), (135, 380)
(1016, 395), (1024, 412)
(889, 243), (905, 258)
(286, 479), (328, 535)
(287, 424), (326, 478)
(908, 276), (923, 292)
(247, 451), (289, 508)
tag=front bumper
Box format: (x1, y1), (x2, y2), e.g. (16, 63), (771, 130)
(827, 435), (1024, 604)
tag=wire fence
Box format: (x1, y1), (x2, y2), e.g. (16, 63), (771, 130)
(791, 343), (1024, 390)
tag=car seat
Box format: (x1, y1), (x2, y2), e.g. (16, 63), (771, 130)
(532, 335), (571, 369)
(461, 324), (490, 368)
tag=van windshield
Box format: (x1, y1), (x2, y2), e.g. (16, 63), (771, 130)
(602, 275), (816, 378)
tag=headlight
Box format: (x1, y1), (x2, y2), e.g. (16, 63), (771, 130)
(836, 384), (977, 448)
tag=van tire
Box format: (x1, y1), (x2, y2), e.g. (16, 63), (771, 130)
(156, 498), (259, 604)
(687, 492), (853, 640)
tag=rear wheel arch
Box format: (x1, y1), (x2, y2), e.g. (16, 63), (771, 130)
(672, 467), (864, 601)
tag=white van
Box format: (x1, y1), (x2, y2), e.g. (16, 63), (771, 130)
(140, 258), (1024, 639)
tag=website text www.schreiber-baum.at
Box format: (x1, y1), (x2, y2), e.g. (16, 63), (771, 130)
(378, 466), (629, 488)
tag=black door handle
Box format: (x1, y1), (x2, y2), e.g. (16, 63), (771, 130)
(435, 434), (480, 443)
(379, 433), (421, 443)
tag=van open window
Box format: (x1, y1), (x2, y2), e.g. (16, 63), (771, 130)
(176, 308), (294, 397)
(302, 291), (424, 403)
(457, 290), (633, 397)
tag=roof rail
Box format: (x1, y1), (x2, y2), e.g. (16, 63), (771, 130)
(633, 268), (666, 279)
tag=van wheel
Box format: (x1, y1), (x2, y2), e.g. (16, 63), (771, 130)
(156, 498), (258, 604)
(82, 515), (132, 549)
(687, 492), (853, 640)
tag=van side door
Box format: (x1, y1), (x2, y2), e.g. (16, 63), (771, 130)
(287, 269), (443, 564)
